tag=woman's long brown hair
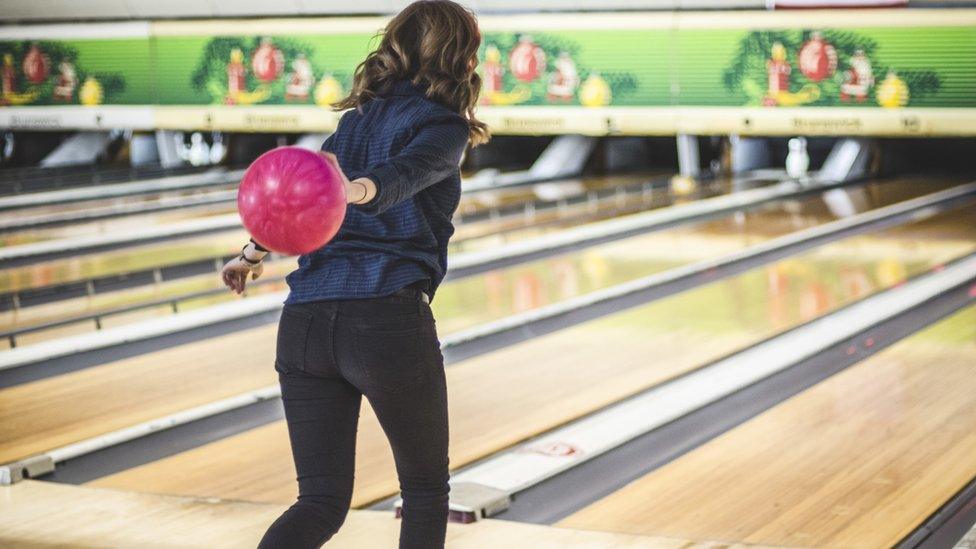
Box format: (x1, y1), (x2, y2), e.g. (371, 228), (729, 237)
(333, 0), (490, 146)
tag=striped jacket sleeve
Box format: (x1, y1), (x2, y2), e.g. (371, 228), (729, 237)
(359, 116), (469, 216)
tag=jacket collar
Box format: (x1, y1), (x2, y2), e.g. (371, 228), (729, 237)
(389, 79), (429, 97)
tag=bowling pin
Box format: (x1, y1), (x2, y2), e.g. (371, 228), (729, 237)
(209, 132), (227, 164)
(785, 137), (809, 180)
(188, 132), (211, 166)
(174, 132), (190, 162)
(1, 131), (13, 163)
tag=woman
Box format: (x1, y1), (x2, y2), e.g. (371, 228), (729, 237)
(221, 2), (489, 547)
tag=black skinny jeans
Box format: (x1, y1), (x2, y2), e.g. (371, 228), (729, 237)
(258, 293), (449, 549)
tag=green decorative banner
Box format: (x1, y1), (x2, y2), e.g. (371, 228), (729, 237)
(0, 39), (150, 106)
(680, 27), (974, 108)
(154, 34), (371, 107)
(1, 12), (974, 121)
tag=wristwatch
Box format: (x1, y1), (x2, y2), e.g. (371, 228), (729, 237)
(240, 238), (269, 265)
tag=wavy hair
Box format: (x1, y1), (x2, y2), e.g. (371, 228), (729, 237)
(333, 0), (490, 146)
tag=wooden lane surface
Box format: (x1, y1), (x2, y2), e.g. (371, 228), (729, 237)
(451, 173), (677, 247)
(560, 306), (976, 548)
(455, 172), (662, 218)
(0, 174), (657, 296)
(0, 177), (750, 337)
(0, 171), (649, 250)
(87, 215), (975, 507)
(1, 201), (238, 248)
(0, 259), (293, 344)
(4, 178), (239, 222)
(0, 230), (250, 295)
(0, 481), (767, 549)
(3, 166), (611, 246)
(450, 176), (965, 253)
(0, 177), (660, 340)
(5, 196), (967, 346)
(2, 176), (963, 343)
(0, 220), (775, 463)
(401, 182), (976, 335)
(9, 197), (963, 465)
(0, 176), (955, 298)
(0, 323), (276, 464)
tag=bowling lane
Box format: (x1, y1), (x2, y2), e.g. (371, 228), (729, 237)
(83, 203), (975, 506)
(0, 261), (292, 349)
(0, 173), (658, 301)
(0, 184), (237, 246)
(1, 173), (658, 248)
(1, 179), (969, 461)
(0, 195), (238, 248)
(457, 172), (670, 219)
(0, 323), (281, 465)
(450, 172), (679, 251)
(0, 175), (667, 341)
(0, 171), (803, 342)
(0, 230), (249, 297)
(425, 177), (967, 335)
(560, 305), (976, 548)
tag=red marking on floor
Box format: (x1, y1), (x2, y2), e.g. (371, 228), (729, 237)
(846, 345), (857, 356)
(969, 284), (976, 298)
(865, 337), (875, 348)
(524, 442), (583, 457)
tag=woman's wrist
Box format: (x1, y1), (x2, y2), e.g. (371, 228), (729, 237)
(241, 240), (269, 264)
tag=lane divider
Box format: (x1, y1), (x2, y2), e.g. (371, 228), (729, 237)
(0, 168), (244, 212)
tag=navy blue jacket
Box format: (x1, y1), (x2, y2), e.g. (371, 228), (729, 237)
(284, 80), (470, 304)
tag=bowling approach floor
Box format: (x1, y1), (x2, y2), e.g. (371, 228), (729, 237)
(0, 481), (763, 548)
(1, 176), (974, 547)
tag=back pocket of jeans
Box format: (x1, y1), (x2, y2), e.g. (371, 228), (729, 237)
(352, 324), (424, 393)
(275, 307), (312, 373)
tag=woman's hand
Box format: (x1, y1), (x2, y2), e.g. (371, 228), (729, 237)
(221, 256), (264, 295)
(319, 151), (376, 205)
(222, 240), (267, 294)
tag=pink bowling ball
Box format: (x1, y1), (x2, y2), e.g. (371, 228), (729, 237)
(237, 146), (346, 255)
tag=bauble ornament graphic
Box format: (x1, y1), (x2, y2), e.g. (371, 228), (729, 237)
(314, 74), (343, 106)
(23, 43), (50, 84)
(79, 76), (103, 105)
(252, 38), (284, 83)
(579, 72), (611, 107)
(877, 71), (909, 108)
(798, 32), (837, 82)
(509, 36), (545, 83)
